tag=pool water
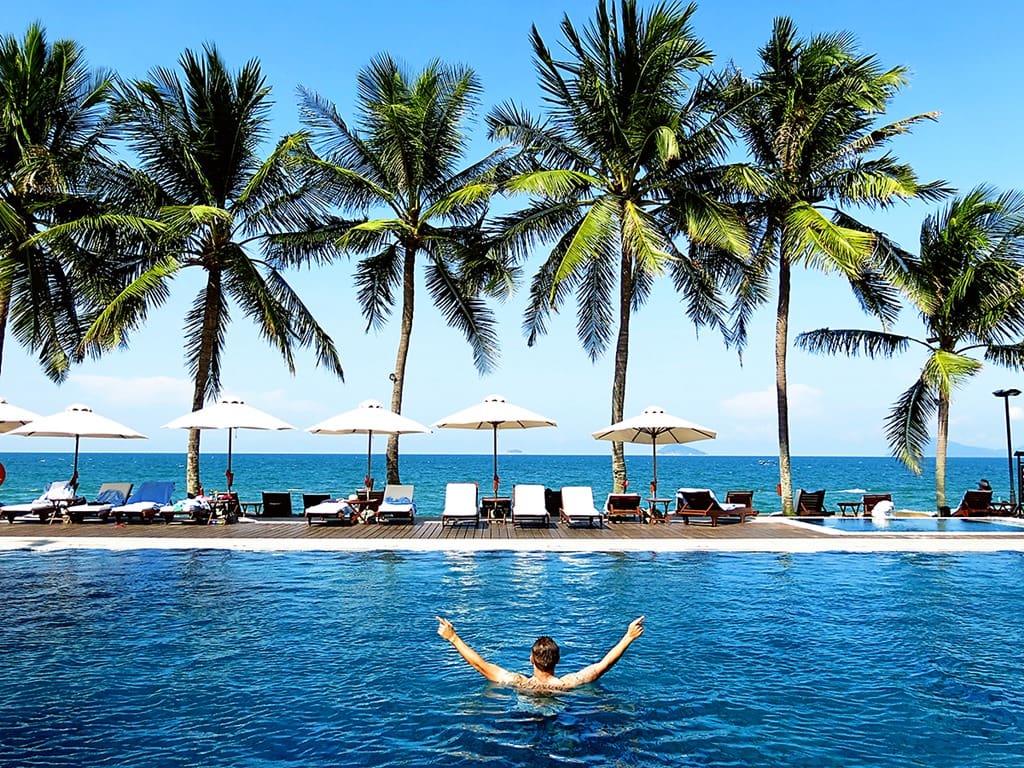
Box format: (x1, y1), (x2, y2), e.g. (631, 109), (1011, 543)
(800, 516), (1024, 533)
(1, 550), (1023, 767)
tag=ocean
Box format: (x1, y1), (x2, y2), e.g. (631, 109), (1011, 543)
(0, 452), (1013, 516)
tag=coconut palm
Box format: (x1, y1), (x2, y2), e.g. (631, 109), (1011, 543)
(487, 0), (746, 492)
(294, 55), (510, 484)
(81, 46), (343, 494)
(728, 17), (949, 514)
(0, 23), (116, 380)
(796, 187), (1024, 509)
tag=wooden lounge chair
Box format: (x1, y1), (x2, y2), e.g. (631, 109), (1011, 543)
(559, 486), (604, 527)
(795, 489), (830, 516)
(953, 489), (994, 517)
(512, 484), (550, 526)
(440, 482), (480, 527)
(65, 483), (133, 524)
(305, 497), (359, 526)
(378, 484), (415, 524)
(604, 493), (644, 522)
(863, 493), (893, 515)
(112, 481), (176, 524)
(302, 493), (331, 512)
(261, 491), (293, 517)
(2, 480), (84, 523)
(725, 490), (757, 516)
(676, 488), (751, 526)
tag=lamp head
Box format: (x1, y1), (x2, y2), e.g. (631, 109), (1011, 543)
(993, 389), (1022, 398)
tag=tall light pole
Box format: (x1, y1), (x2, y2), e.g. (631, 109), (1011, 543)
(993, 388), (1021, 508)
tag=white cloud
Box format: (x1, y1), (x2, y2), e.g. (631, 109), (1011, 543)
(1010, 405), (1024, 422)
(68, 374), (193, 407)
(720, 384), (822, 420)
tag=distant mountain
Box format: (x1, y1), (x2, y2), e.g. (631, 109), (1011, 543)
(657, 445), (707, 456)
(931, 440), (1003, 457)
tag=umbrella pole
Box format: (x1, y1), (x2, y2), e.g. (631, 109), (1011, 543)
(651, 439), (657, 498)
(225, 428), (234, 491)
(71, 435), (80, 488)
(366, 430), (374, 490)
(492, 423), (499, 496)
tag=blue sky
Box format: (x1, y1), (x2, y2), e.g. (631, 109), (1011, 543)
(3, 0), (1024, 458)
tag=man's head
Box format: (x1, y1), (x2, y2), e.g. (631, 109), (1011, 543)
(531, 636), (560, 673)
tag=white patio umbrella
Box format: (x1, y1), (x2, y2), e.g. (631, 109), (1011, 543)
(592, 405), (716, 497)
(306, 399), (431, 490)
(163, 398), (295, 490)
(0, 397), (40, 433)
(7, 403), (147, 486)
(434, 394), (557, 496)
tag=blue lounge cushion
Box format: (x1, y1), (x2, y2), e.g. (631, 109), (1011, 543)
(385, 496), (411, 505)
(95, 489), (127, 506)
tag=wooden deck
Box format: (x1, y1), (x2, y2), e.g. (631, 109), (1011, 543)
(0, 517), (821, 541)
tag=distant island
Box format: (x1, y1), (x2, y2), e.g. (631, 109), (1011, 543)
(657, 445), (707, 456)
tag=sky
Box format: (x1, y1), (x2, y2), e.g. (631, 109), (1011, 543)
(3, 0), (1024, 459)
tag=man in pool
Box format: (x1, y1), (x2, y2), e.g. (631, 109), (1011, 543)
(436, 615), (644, 691)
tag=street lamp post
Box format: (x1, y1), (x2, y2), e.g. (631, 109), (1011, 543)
(993, 388), (1021, 508)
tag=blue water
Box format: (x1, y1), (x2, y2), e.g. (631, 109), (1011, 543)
(1, 549), (1022, 767)
(803, 517), (1024, 533)
(0, 452), (1013, 515)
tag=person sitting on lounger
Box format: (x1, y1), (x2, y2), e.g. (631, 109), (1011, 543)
(435, 615), (644, 691)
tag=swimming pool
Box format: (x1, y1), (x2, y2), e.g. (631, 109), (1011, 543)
(1, 549), (1022, 767)
(796, 516), (1024, 533)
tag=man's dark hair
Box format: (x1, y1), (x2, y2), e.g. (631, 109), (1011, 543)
(531, 636), (560, 673)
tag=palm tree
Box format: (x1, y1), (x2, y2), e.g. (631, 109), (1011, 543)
(294, 55), (510, 484)
(728, 17), (948, 514)
(82, 46), (343, 494)
(0, 23), (115, 380)
(796, 187), (1024, 509)
(487, 0), (746, 492)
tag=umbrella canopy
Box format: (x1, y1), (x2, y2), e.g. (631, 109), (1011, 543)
(0, 397), (40, 433)
(163, 398), (295, 490)
(434, 394), (557, 495)
(306, 399), (431, 489)
(8, 403), (147, 486)
(592, 406), (716, 496)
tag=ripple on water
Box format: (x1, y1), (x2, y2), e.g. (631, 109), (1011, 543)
(1, 549), (1023, 767)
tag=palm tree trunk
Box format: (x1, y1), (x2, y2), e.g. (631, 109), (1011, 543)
(610, 251), (634, 494)
(935, 393), (950, 510)
(0, 282), (10, 377)
(186, 269), (223, 495)
(386, 243), (417, 485)
(776, 254), (794, 515)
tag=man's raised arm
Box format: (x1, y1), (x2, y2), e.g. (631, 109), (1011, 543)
(561, 616), (645, 688)
(437, 616), (522, 685)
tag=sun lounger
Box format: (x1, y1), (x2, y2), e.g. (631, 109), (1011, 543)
(604, 493), (644, 522)
(952, 489), (994, 517)
(440, 482), (480, 527)
(795, 489), (830, 516)
(112, 481), (176, 524)
(559, 486), (604, 527)
(863, 493), (893, 516)
(65, 483), (133, 524)
(2, 480), (84, 523)
(725, 490), (758, 516)
(305, 497), (359, 526)
(261, 491), (293, 517)
(512, 484), (550, 526)
(303, 493), (331, 511)
(676, 488), (751, 526)
(378, 484), (416, 524)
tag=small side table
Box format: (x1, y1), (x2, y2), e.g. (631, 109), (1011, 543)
(837, 501), (862, 517)
(240, 501), (263, 517)
(647, 497), (671, 524)
(481, 497), (511, 523)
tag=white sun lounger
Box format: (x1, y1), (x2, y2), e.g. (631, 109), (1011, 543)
(440, 482), (480, 527)
(112, 481), (176, 524)
(377, 484), (416, 524)
(512, 484), (550, 526)
(65, 483), (133, 524)
(559, 486), (604, 528)
(2, 480), (83, 523)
